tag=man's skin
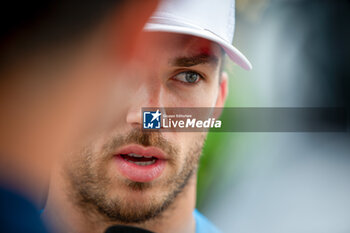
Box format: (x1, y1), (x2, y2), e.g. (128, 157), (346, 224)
(43, 32), (228, 233)
(0, 0), (159, 204)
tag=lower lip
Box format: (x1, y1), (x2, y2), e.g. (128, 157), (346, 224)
(114, 155), (166, 182)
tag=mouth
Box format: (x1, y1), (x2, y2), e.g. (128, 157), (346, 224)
(114, 144), (167, 183)
(120, 153), (158, 166)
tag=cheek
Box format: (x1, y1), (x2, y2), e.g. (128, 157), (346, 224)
(164, 132), (204, 166)
(162, 132), (187, 166)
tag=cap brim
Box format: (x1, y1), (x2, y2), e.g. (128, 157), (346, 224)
(144, 23), (252, 70)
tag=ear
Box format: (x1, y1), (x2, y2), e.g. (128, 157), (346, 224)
(215, 71), (229, 108)
(109, 0), (159, 61)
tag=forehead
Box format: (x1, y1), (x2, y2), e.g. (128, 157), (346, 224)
(139, 32), (223, 59)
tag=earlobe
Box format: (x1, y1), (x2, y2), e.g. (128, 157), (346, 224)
(215, 71), (229, 108)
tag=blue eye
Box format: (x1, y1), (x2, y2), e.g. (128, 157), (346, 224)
(173, 71), (201, 84)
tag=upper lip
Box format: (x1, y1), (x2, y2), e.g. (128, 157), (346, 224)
(115, 144), (167, 160)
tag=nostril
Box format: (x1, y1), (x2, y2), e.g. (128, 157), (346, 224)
(130, 122), (142, 129)
(126, 108), (142, 126)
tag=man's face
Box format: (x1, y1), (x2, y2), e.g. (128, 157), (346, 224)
(62, 32), (227, 223)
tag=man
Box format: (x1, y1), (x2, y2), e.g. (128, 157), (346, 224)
(43, 0), (251, 232)
(0, 1), (158, 232)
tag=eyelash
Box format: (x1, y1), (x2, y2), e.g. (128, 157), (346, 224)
(171, 70), (204, 85)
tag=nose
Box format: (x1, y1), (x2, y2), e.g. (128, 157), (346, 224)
(125, 79), (164, 129)
(126, 107), (142, 128)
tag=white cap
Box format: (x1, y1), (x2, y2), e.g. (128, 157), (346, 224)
(144, 0), (252, 70)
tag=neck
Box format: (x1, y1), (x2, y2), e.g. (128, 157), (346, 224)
(42, 169), (197, 233)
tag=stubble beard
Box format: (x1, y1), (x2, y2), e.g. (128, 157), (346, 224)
(64, 129), (206, 224)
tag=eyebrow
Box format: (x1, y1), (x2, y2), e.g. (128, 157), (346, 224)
(172, 53), (219, 67)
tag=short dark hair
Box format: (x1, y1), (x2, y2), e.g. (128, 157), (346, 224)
(218, 49), (226, 83)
